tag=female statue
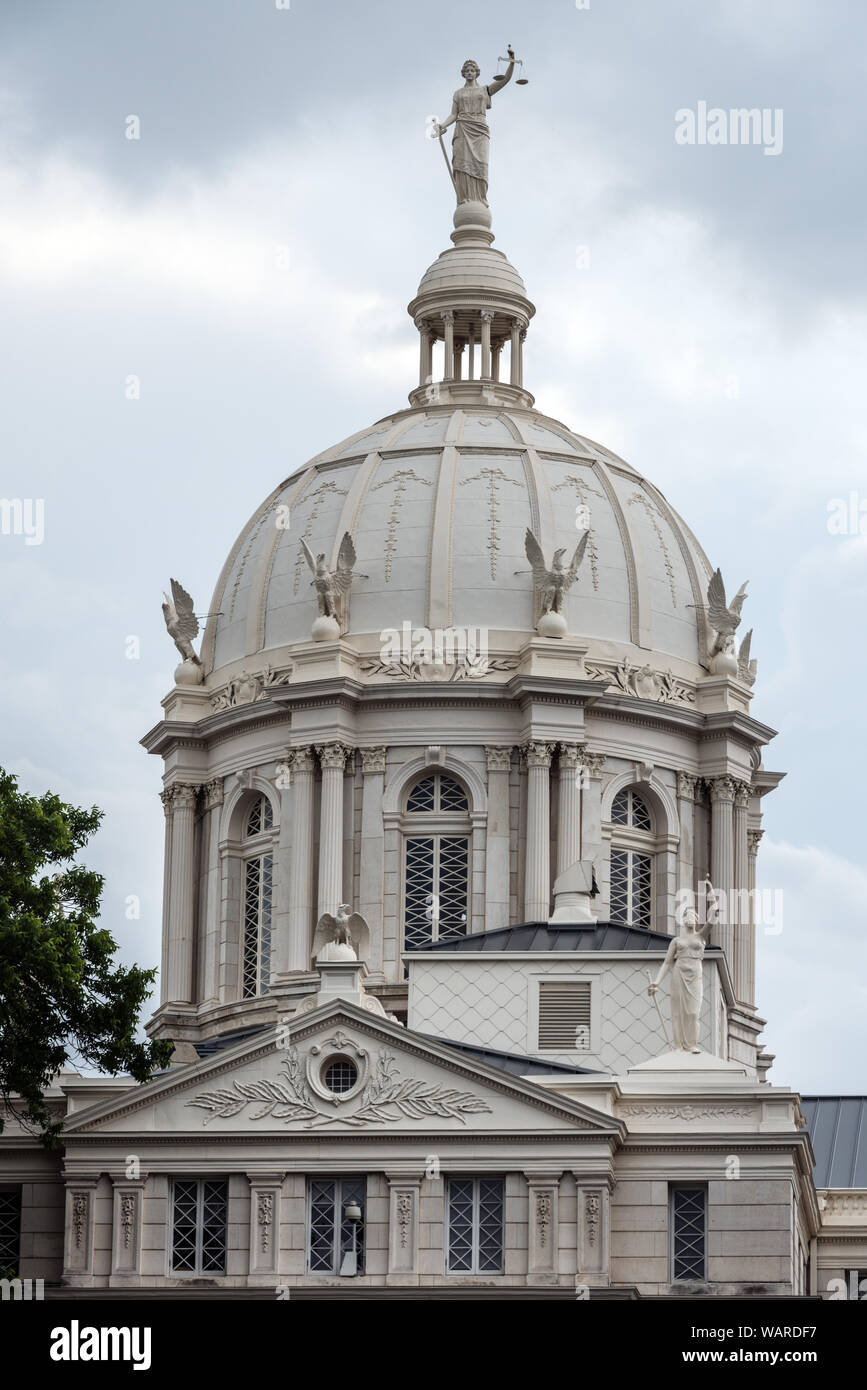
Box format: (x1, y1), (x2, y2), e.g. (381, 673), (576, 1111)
(648, 884), (718, 1052)
(434, 48), (516, 206)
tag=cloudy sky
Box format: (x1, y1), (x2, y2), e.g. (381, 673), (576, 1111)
(2, 0), (865, 1091)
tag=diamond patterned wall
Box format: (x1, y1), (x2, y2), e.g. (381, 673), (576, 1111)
(410, 958), (716, 1072)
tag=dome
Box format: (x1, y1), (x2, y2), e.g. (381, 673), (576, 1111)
(201, 402), (715, 681)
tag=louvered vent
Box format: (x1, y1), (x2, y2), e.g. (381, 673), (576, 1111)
(538, 980), (591, 1051)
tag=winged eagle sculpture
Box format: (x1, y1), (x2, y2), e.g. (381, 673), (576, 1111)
(312, 904), (370, 963)
(162, 578), (201, 666)
(300, 532), (366, 623)
(518, 528), (589, 636)
(706, 568), (751, 677)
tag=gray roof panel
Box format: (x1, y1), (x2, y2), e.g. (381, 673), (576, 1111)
(801, 1097), (867, 1188)
(408, 922), (719, 954)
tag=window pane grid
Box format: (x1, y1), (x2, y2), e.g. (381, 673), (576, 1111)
(308, 1179), (366, 1275)
(0, 1190), (21, 1271)
(172, 1179), (227, 1276)
(672, 1187), (706, 1281)
(610, 848), (652, 928)
(447, 1178), (504, 1275)
(242, 852), (273, 998)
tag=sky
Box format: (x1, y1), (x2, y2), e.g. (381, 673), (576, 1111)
(1, 0), (866, 1091)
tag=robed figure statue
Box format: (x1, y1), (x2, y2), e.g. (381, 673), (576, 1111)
(434, 48), (517, 205)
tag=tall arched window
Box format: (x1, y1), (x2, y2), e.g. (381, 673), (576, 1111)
(609, 787), (653, 929)
(241, 795), (274, 998)
(403, 773), (471, 949)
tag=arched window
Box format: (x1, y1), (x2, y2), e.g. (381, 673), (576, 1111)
(609, 787), (653, 929)
(403, 773), (470, 949)
(241, 795), (275, 998)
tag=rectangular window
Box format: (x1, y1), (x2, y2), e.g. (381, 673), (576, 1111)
(308, 1179), (366, 1275)
(670, 1186), (706, 1281)
(538, 979), (591, 1051)
(171, 1179), (228, 1275)
(447, 1178), (505, 1275)
(0, 1189), (21, 1273)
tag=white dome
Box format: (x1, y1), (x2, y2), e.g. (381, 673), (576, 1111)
(202, 402), (715, 680)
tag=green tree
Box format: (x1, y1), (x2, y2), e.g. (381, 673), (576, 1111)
(0, 769), (172, 1143)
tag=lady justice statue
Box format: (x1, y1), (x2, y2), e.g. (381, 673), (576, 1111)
(433, 47), (518, 206)
(647, 881), (720, 1053)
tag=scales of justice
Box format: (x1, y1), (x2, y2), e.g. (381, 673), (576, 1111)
(428, 45), (527, 214)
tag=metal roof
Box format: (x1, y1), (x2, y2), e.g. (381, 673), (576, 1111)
(424, 1036), (600, 1077)
(801, 1097), (867, 1188)
(407, 922), (718, 954)
(195, 1025), (268, 1059)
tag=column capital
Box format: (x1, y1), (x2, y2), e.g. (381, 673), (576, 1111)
(440, 309), (455, 324)
(288, 745), (316, 774)
(480, 308), (495, 323)
(558, 742), (584, 770)
(709, 775), (737, 803)
(316, 741), (353, 771)
(733, 779), (751, 809)
(202, 777), (224, 811)
(747, 828), (764, 856)
(172, 782), (200, 811)
(578, 748), (606, 779)
(676, 771), (698, 801)
(361, 746), (387, 775)
(414, 316), (431, 333)
(485, 745), (513, 772)
(524, 741), (554, 769)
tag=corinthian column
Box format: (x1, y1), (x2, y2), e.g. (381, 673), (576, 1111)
(480, 309), (494, 380)
(485, 747), (512, 931)
(732, 781), (750, 1001)
(441, 310), (454, 379)
(557, 745), (583, 875)
(743, 828), (763, 1009)
(359, 747), (387, 980)
(316, 742), (351, 921)
(287, 748), (315, 972)
(164, 782), (199, 1004)
(676, 772), (698, 899)
(523, 742), (554, 921)
(710, 776), (736, 965)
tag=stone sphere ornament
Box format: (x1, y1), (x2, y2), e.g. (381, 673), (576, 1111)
(537, 609), (567, 639)
(312, 614), (341, 643)
(174, 657), (203, 686)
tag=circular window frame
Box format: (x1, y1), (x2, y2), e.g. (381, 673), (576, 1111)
(306, 1036), (368, 1105)
(321, 1055), (359, 1096)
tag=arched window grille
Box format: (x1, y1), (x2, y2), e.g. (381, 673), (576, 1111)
(609, 787), (653, 929)
(242, 794), (274, 998)
(403, 773), (470, 949)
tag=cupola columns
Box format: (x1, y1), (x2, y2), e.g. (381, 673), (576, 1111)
(524, 742), (554, 921)
(160, 782), (199, 1004)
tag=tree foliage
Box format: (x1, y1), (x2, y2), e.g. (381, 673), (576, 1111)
(0, 769), (172, 1143)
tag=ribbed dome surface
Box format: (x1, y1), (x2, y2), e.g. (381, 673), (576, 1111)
(415, 244), (529, 298)
(202, 403), (715, 679)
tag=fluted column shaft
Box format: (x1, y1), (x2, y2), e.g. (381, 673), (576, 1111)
(557, 745), (583, 876)
(416, 318), (432, 386)
(732, 781), (750, 1001)
(480, 309), (493, 379)
(441, 310), (454, 379)
(491, 338), (503, 382)
(164, 782), (199, 1004)
(485, 747), (512, 931)
(523, 743), (553, 921)
(510, 319), (521, 385)
(744, 828), (762, 1009)
(360, 748), (387, 979)
(676, 772), (698, 897)
(710, 777), (736, 965)
(316, 743), (351, 921)
(287, 748), (315, 971)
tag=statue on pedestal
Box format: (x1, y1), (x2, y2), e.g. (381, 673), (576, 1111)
(647, 882), (719, 1053)
(433, 47), (519, 206)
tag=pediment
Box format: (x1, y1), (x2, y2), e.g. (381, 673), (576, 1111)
(63, 1001), (620, 1139)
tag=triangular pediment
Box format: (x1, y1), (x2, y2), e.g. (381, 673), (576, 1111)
(63, 1001), (620, 1139)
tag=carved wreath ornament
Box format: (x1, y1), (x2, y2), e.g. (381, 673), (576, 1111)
(187, 1047), (492, 1129)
